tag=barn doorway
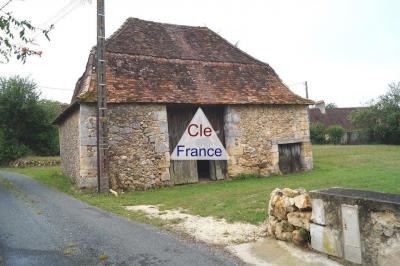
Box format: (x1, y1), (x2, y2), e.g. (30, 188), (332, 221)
(167, 105), (226, 184)
(278, 143), (302, 174)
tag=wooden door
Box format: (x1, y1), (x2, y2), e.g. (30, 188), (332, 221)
(167, 106), (198, 184)
(203, 106), (226, 180)
(278, 143), (302, 174)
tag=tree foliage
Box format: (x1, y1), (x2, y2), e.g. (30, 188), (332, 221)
(350, 82), (400, 144)
(0, 0), (53, 63)
(325, 103), (338, 109)
(0, 76), (61, 163)
(310, 122), (326, 144)
(326, 125), (345, 144)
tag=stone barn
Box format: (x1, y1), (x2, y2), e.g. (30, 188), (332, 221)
(54, 18), (314, 190)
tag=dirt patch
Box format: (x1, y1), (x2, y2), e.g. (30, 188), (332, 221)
(125, 205), (265, 246)
(228, 238), (342, 266)
(126, 205), (341, 266)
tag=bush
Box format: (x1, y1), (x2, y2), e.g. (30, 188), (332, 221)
(326, 125), (345, 144)
(0, 134), (31, 164)
(0, 76), (62, 164)
(310, 122), (326, 144)
(350, 82), (400, 144)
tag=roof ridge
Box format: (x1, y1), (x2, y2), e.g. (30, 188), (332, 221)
(106, 51), (272, 69)
(106, 50), (267, 67)
(106, 18), (132, 43)
(126, 17), (208, 30)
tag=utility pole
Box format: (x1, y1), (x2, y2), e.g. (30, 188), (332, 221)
(305, 81), (309, 99)
(96, 0), (109, 193)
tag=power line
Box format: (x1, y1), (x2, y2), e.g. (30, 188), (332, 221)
(0, 0), (13, 11)
(37, 85), (73, 91)
(286, 82), (305, 87)
(33, 0), (91, 41)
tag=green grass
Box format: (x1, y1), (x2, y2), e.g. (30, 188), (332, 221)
(2, 145), (400, 225)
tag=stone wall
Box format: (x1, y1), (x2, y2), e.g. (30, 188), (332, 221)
(267, 187), (312, 245)
(59, 108), (80, 183)
(62, 103), (312, 190)
(224, 105), (312, 177)
(77, 103), (171, 190)
(78, 103), (98, 188)
(107, 103), (170, 190)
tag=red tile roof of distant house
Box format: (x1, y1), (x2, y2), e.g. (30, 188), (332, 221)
(309, 107), (364, 130)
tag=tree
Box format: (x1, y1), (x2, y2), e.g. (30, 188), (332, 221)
(325, 103), (338, 109)
(0, 76), (61, 163)
(326, 125), (345, 144)
(0, 0), (53, 63)
(350, 82), (400, 144)
(310, 122), (326, 144)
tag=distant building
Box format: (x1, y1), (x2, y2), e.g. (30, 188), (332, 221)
(309, 107), (364, 144)
(54, 18), (314, 190)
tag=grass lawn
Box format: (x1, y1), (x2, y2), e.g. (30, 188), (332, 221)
(1, 145), (400, 225)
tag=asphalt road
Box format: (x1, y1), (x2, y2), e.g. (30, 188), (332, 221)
(0, 171), (243, 266)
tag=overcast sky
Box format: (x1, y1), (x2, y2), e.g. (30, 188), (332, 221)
(1, 0), (399, 106)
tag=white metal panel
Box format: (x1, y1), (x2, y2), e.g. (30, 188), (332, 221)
(311, 199), (326, 225)
(341, 204), (362, 264)
(310, 223), (343, 257)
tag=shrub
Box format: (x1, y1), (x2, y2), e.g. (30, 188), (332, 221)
(326, 125), (345, 144)
(0, 76), (62, 164)
(349, 82), (400, 144)
(310, 122), (326, 144)
(0, 134), (31, 164)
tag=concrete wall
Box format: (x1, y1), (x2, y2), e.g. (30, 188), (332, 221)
(59, 108), (80, 183)
(224, 105), (312, 177)
(310, 188), (400, 265)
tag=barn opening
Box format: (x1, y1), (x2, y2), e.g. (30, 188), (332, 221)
(197, 160), (211, 180)
(167, 105), (226, 184)
(278, 143), (302, 174)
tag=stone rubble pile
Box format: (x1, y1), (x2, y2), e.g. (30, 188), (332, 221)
(266, 187), (312, 245)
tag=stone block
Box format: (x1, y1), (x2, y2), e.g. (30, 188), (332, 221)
(293, 194), (312, 210)
(287, 211), (311, 230)
(310, 223), (343, 258)
(228, 146), (244, 156)
(378, 235), (400, 266)
(160, 169), (170, 181)
(78, 177), (97, 188)
(282, 188), (300, 197)
(155, 143), (168, 154)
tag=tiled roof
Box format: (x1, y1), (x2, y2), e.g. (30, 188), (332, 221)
(71, 17), (313, 105)
(309, 108), (363, 130)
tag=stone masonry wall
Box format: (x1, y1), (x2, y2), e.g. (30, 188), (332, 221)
(224, 105), (312, 177)
(78, 103), (98, 188)
(77, 103), (171, 190)
(59, 108), (80, 183)
(107, 103), (171, 190)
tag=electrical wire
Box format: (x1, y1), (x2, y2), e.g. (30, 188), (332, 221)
(33, 0), (90, 41)
(38, 85), (73, 91)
